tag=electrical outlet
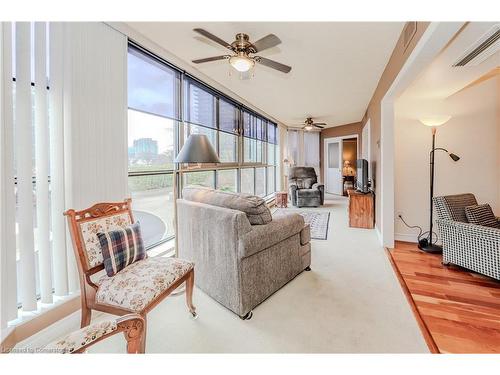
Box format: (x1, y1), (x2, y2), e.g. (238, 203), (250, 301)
(397, 211), (404, 219)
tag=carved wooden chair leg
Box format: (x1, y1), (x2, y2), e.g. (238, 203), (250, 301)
(185, 270), (197, 319)
(118, 315), (146, 354)
(138, 314), (147, 354)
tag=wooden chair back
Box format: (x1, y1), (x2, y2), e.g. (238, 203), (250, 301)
(64, 199), (135, 278)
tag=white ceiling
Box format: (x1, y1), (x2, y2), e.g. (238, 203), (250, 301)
(396, 22), (500, 118)
(125, 22), (404, 128)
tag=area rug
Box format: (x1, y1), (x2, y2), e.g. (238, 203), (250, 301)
(274, 209), (330, 240)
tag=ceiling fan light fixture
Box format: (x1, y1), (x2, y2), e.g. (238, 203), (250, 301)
(229, 54), (255, 72)
(304, 124), (313, 131)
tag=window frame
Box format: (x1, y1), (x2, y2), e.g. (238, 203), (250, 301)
(127, 41), (281, 251)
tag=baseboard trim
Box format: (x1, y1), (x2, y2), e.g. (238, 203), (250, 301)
(375, 225), (382, 245)
(394, 233), (418, 243)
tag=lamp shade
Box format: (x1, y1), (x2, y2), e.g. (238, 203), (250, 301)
(174, 134), (220, 163)
(419, 115), (451, 127)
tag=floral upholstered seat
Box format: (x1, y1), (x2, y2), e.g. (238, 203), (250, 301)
(44, 319), (118, 353)
(43, 314), (146, 353)
(96, 257), (194, 312)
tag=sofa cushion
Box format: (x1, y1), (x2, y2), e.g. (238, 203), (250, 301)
(183, 186), (272, 225)
(297, 188), (321, 197)
(97, 221), (147, 277)
(465, 204), (500, 228)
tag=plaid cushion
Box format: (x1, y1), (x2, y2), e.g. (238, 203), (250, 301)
(465, 204), (500, 229)
(97, 222), (147, 277)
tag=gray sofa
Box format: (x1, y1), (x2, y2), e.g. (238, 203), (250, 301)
(177, 186), (311, 319)
(434, 193), (500, 280)
(288, 166), (324, 207)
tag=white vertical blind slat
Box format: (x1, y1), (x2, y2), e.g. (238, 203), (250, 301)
(1, 22), (19, 327)
(61, 24), (79, 293)
(48, 22), (68, 296)
(34, 22), (52, 304)
(15, 22), (38, 311)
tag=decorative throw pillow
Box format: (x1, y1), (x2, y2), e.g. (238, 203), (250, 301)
(97, 221), (147, 277)
(465, 204), (500, 228)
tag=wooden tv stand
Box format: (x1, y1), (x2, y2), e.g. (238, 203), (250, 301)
(347, 190), (375, 229)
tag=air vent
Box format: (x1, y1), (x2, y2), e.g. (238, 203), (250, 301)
(453, 24), (500, 67)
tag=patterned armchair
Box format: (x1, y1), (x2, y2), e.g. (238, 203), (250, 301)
(64, 199), (197, 352)
(434, 193), (500, 280)
(288, 167), (324, 207)
(44, 314), (145, 353)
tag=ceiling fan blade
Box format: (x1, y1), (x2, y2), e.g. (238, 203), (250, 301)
(192, 55), (230, 64)
(313, 122), (327, 126)
(193, 28), (233, 50)
(313, 124), (325, 129)
(252, 34), (281, 52)
(254, 56), (292, 73)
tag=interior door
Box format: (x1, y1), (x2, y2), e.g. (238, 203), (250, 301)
(325, 139), (343, 195)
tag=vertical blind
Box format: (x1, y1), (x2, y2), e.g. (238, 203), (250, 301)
(1, 21), (74, 322)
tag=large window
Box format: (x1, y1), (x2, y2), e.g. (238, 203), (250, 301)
(255, 167), (266, 197)
(128, 44), (280, 250)
(240, 168), (255, 195)
(128, 45), (180, 249)
(183, 170), (215, 188)
(217, 169), (237, 192)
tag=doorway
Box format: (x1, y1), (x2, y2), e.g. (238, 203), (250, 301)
(324, 135), (358, 195)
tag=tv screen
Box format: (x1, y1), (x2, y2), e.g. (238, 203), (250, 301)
(356, 159), (369, 193)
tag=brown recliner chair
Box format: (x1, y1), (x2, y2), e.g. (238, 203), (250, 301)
(288, 167), (324, 207)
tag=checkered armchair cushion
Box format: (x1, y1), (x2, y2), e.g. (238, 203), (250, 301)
(433, 193), (500, 280)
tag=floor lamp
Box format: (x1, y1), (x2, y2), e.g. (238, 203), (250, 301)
(418, 116), (460, 254)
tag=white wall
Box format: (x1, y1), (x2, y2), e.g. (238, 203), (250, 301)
(394, 76), (499, 242)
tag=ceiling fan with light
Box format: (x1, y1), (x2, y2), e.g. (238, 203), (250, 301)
(191, 28), (292, 74)
(298, 117), (327, 131)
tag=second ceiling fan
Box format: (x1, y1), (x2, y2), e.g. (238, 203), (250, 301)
(298, 117), (327, 131)
(192, 28), (292, 74)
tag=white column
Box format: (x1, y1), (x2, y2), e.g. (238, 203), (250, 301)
(48, 22), (68, 296)
(34, 22), (53, 304)
(15, 22), (38, 311)
(1, 22), (19, 327)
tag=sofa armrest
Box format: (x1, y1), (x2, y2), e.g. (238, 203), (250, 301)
(437, 219), (500, 240)
(239, 212), (305, 258)
(289, 183), (298, 206)
(312, 183), (325, 204)
(300, 224), (311, 245)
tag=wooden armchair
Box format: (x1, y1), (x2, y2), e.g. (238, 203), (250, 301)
(44, 314), (145, 353)
(64, 199), (197, 352)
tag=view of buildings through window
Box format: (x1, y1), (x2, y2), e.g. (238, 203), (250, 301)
(127, 44), (279, 249)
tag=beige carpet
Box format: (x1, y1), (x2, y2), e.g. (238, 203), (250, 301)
(18, 195), (428, 353)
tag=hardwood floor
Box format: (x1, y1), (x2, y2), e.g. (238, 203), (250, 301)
(387, 241), (500, 353)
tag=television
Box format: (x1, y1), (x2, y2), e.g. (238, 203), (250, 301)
(356, 159), (369, 193)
